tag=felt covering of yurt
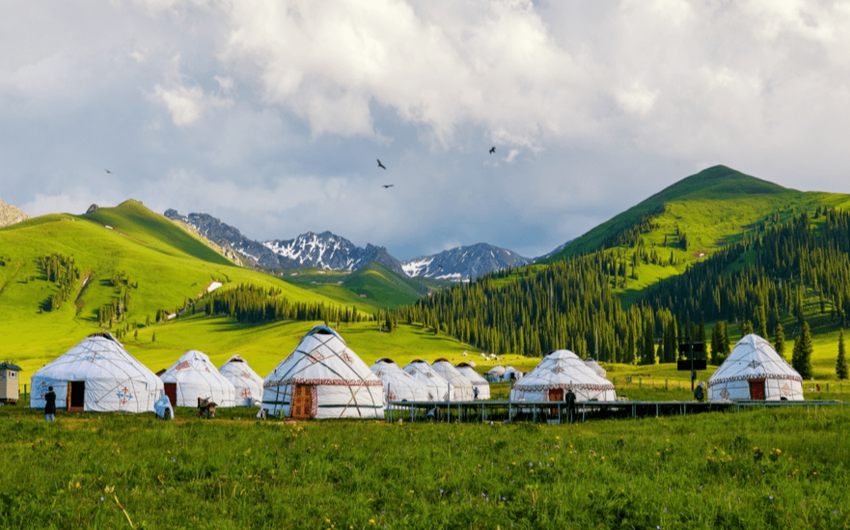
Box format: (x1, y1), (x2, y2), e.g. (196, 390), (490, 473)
(707, 334), (804, 401)
(584, 358), (607, 378)
(510, 350), (617, 402)
(370, 358), (432, 403)
(160, 350), (236, 408)
(403, 360), (450, 401)
(456, 362), (491, 399)
(431, 358), (475, 401)
(30, 333), (163, 413)
(486, 365), (506, 382)
(502, 366), (524, 382)
(219, 354), (264, 407)
(262, 326), (384, 419)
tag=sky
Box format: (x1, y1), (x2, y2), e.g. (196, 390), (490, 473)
(2, 0), (849, 261)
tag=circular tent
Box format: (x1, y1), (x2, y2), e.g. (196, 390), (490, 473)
(707, 334), (804, 401)
(403, 360), (450, 401)
(262, 325), (384, 419)
(502, 366), (524, 382)
(510, 350), (617, 403)
(370, 358), (431, 404)
(486, 365), (506, 382)
(456, 362), (491, 399)
(160, 350), (236, 408)
(30, 333), (163, 413)
(219, 355), (264, 407)
(431, 359), (475, 401)
(584, 358), (607, 378)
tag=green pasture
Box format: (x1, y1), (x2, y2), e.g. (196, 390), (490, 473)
(2, 404), (849, 529)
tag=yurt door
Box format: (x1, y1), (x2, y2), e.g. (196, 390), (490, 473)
(164, 383), (177, 407)
(548, 388), (564, 402)
(292, 385), (314, 419)
(67, 381), (85, 412)
(749, 380), (766, 400)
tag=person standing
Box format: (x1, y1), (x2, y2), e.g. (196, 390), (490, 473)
(44, 386), (56, 422)
(565, 387), (577, 424)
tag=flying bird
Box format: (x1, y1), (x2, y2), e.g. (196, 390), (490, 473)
(377, 159), (386, 170)
(383, 184), (394, 188)
(489, 147), (496, 154)
(105, 169), (112, 174)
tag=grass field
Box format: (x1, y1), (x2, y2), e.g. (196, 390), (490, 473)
(2, 404), (849, 529)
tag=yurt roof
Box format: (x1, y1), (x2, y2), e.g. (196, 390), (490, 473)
(584, 358), (606, 377)
(455, 364), (489, 384)
(161, 350), (234, 388)
(265, 325), (380, 388)
(487, 365), (506, 375)
(514, 349), (615, 392)
(33, 333), (158, 383)
(431, 359), (473, 388)
(708, 334), (802, 387)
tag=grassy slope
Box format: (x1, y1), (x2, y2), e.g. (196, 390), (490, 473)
(279, 262), (451, 312)
(0, 202), (367, 379)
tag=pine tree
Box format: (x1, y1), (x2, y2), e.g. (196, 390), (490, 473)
(710, 324), (721, 365)
(774, 323), (786, 359)
(741, 320), (754, 337)
(152, 331), (156, 343)
(720, 321), (731, 356)
(837, 329), (848, 380)
(641, 321), (656, 365)
(757, 304), (768, 338)
(791, 321), (813, 379)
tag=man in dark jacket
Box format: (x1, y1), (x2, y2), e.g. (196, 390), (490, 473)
(45, 386), (56, 422)
(565, 387), (577, 423)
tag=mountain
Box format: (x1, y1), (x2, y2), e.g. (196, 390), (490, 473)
(166, 209), (532, 281)
(402, 243), (531, 281)
(0, 196), (28, 228)
(165, 210), (407, 276)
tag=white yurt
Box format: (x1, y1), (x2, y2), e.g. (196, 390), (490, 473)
(456, 362), (491, 399)
(403, 360), (450, 401)
(486, 365), (506, 382)
(219, 355), (264, 407)
(370, 358), (432, 403)
(431, 359), (475, 401)
(262, 325), (384, 419)
(30, 333), (163, 413)
(707, 334), (804, 401)
(502, 366), (524, 382)
(510, 350), (617, 403)
(584, 358), (607, 378)
(160, 350), (236, 408)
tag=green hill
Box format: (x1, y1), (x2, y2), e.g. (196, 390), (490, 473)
(278, 262), (450, 311)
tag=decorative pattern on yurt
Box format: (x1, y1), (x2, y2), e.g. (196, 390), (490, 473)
(160, 350), (236, 408)
(403, 360), (450, 401)
(262, 325), (384, 419)
(30, 333), (163, 413)
(707, 334), (804, 401)
(370, 358), (431, 404)
(510, 350), (617, 403)
(431, 359), (474, 401)
(219, 355), (264, 407)
(456, 362), (491, 399)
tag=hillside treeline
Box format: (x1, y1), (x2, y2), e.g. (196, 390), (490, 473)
(38, 253), (80, 311)
(645, 209), (850, 334)
(205, 283), (369, 324)
(395, 208), (850, 363)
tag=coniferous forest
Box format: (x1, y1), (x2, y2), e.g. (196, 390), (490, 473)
(395, 208), (850, 365)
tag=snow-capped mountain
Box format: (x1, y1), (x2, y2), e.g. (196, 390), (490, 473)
(401, 243), (531, 281)
(164, 210), (406, 275)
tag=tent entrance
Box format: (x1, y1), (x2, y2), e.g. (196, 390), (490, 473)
(67, 381), (85, 412)
(749, 379), (765, 400)
(291, 385), (314, 419)
(548, 388), (564, 402)
(164, 383), (177, 407)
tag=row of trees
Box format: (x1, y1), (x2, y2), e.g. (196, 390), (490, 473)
(205, 283), (369, 325)
(394, 208), (850, 375)
(39, 253), (80, 311)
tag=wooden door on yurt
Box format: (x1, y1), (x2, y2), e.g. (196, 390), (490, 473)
(548, 388), (564, 402)
(291, 385), (314, 419)
(749, 379), (765, 400)
(163, 383), (177, 407)
(67, 381), (85, 412)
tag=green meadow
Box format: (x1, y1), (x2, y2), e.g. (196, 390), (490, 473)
(2, 404), (849, 529)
